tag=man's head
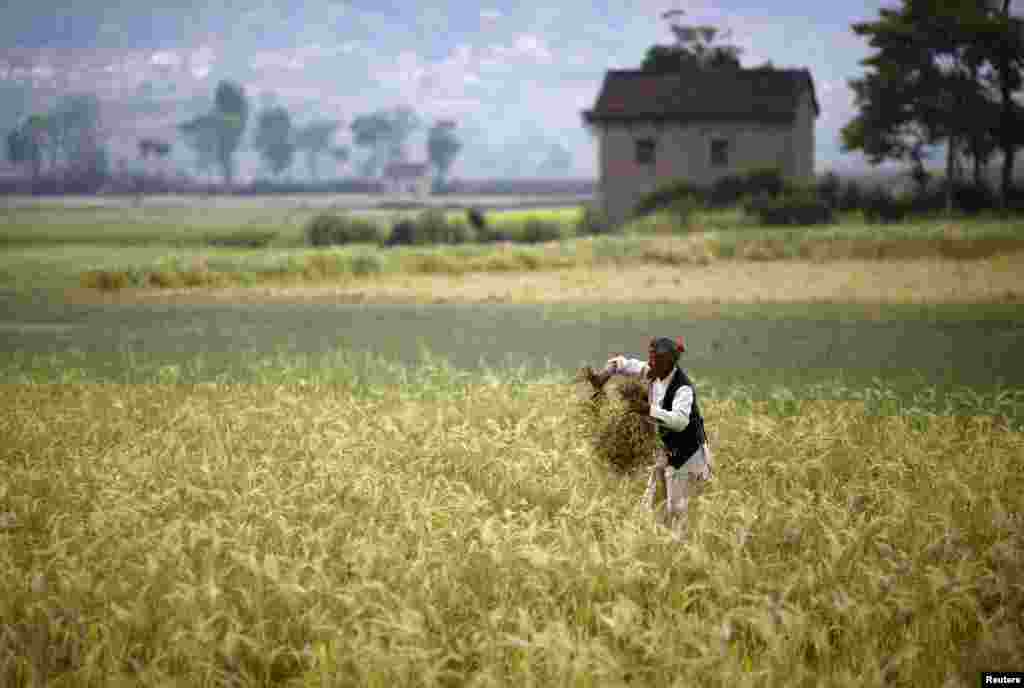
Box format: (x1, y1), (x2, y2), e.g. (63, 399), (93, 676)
(647, 336), (683, 380)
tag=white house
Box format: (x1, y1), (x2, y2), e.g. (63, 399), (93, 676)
(582, 66), (819, 226)
(382, 161), (433, 197)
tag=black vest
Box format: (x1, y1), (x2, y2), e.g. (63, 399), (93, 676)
(657, 368), (707, 468)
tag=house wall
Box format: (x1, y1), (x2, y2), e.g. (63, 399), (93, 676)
(597, 107), (812, 227)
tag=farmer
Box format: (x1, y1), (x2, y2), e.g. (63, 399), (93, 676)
(584, 336), (712, 536)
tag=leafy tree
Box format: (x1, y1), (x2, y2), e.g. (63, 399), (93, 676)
(842, 0), (1004, 210)
(350, 106), (421, 178)
(179, 80), (249, 187)
(642, 11), (742, 73)
(427, 119), (461, 189)
(252, 106), (295, 178)
(178, 113), (219, 180)
(294, 120), (340, 182)
(6, 114), (48, 182)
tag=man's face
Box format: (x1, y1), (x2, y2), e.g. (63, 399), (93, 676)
(647, 341), (675, 379)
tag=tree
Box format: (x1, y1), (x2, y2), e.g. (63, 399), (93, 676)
(350, 106), (421, 178)
(6, 114), (48, 182)
(427, 119), (461, 190)
(842, 0), (1011, 210)
(252, 106), (295, 178)
(641, 10), (742, 73)
(179, 80), (250, 187)
(178, 114), (219, 181)
(294, 120), (340, 182)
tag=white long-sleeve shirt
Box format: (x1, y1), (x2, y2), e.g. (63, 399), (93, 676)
(603, 355), (694, 432)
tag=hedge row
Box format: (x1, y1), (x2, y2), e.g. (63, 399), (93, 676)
(305, 206), (614, 248)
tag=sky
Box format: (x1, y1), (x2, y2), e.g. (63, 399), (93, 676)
(0, 0), (956, 181)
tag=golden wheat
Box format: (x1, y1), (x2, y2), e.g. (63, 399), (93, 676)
(0, 382), (1021, 687)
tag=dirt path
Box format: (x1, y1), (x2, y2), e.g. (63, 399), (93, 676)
(64, 255), (1024, 306)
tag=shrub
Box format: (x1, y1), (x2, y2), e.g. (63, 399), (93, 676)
(80, 270), (132, 290)
(634, 179), (706, 217)
(385, 220), (417, 247)
(837, 181), (865, 212)
(446, 219), (475, 245)
(742, 167), (787, 198)
(816, 171), (842, 208)
(349, 253), (384, 276)
(744, 192), (834, 226)
(519, 218), (563, 244)
(205, 230), (279, 248)
(467, 207), (487, 232)
(709, 174), (747, 207)
(305, 213), (381, 246)
(575, 205), (614, 235)
(414, 209), (454, 245)
(953, 181), (997, 215)
(862, 188), (908, 224)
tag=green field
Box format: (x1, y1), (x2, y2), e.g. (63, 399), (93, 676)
(2, 202), (1024, 292)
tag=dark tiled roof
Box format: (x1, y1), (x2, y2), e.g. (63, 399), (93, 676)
(582, 68), (819, 124)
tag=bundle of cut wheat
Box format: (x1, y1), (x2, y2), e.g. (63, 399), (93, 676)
(573, 372), (657, 475)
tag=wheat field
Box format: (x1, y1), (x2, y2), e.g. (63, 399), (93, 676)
(1, 357), (1021, 687)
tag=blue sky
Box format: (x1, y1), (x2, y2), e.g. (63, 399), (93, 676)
(0, 0), (940, 180)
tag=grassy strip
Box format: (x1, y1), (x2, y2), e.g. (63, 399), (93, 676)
(0, 354), (1021, 686)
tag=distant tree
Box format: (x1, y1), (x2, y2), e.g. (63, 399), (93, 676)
(329, 145), (350, 178)
(641, 11), (742, 73)
(294, 120), (340, 182)
(350, 106), (421, 178)
(179, 80), (250, 187)
(178, 113), (220, 181)
(6, 114), (48, 182)
(252, 106), (295, 178)
(427, 119), (461, 190)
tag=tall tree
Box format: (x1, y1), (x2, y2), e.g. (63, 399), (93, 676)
(6, 114), (48, 182)
(178, 113), (219, 180)
(641, 10), (742, 73)
(294, 120), (340, 182)
(977, 0), (1024, 203)
(252, 106), (295, 178)
(842, 0), (1008, 210)
(427, 119), (461, 189)
(350, 106), (421, 178)
(179, 80), (250, 187)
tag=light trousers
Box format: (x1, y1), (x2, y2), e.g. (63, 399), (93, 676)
(642, 444), (712, 533)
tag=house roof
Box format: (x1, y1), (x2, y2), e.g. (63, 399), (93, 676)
(383, 161), (431, 178)
(581, 67), (819, 125)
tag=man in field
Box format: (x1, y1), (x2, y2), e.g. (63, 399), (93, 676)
(584, 336), (712, 537)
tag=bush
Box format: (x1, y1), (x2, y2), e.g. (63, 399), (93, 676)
(634, 179), (706, 217)
(576, 205), (614, 235)
(744, 192), (834, 226)
(519, 218), (563, 244)
(414, 209), (454, 245)
(837, 181), (865, 213)
(205, 230), (279, 248)
(953, 181), (997, 215)
(385, 220), (417, 247)
(816, 171), (842, 209)
(305, 213), (381, 246)
(467, 207), (487, 232)
(862, 188), (908, 224)
(710, 167), (787, 208)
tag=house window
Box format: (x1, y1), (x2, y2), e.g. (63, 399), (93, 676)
(710, 138), (729, 167)
(635, 138), (656, 165)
